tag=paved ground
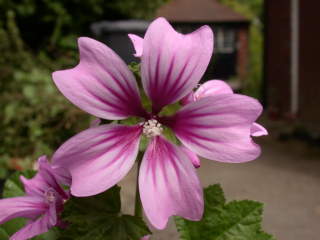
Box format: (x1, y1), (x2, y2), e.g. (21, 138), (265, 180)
(120, 135), (320, 240)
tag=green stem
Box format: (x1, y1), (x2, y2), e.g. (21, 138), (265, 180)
(134, 152), (143, 218)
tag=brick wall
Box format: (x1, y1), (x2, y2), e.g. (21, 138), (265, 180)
(298, 0), (320, 129)
(265, 0), (292, 118)
(236, 26), (249, 82)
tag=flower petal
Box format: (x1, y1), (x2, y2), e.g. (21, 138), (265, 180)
(0, 196), (46, 225)
(140, 236), (150, 240)
(90, 118), (101, 127)
(141, 17), (213, 113)
(194, 80), (233, 100)
(10, 211), (53, 240)
(168, 94), (263, 163)
(20, 156), (69, 200)
(52, 124), (142, 197)
(180, 92), (195, 106)
(51, 165), (72, 187)
(52, 37), (146, 120)
(48, 202), (57, 226)
(180, 145), (201, 168)
(128, 34), (143, 57)
(251, 123), (268, 137)
(139, 136), (203, 229)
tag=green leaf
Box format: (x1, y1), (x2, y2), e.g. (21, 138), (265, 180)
(255, 231), (275, 240)
(63, 186), (121, 221)
(1, 218), (27, 237)
(3, 170), (36, 198)
(204, 184), (226, 211)
(205, 200), (264, 240)
(60, 186), (151, 240)
(34, 227), (61, 240)
(119, 215), (151, 240)
(0, 227), (9, 240)
(175, 184), (275, 240)
(0, 168), (7, 179)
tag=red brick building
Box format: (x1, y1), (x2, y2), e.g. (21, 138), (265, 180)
(156, 0), (250, 85)
(265, 0), (320, 130)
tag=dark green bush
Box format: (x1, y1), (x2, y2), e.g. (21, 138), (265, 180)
(0, 0), (170, 50)
(0, 0), (170, 176)
(0, 11), (90, 176)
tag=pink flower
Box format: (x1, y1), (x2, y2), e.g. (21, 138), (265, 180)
(179, 80), (268, 167)
(140, 235), (150, 240)
(52, 18), (264, 229)
(0, 156), (69, 240)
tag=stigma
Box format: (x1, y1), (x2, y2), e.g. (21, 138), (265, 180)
(44, 188), (56, 204)
(143, 119), (163, 138)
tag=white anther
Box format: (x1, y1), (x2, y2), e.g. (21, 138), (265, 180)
(143, 119), (163, 138)
(44, 188), (56, 203)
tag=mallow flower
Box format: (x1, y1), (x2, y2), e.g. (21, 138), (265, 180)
(0, 156), (69, 240)
(178, 79), (268, 167)
(51, 17), (265, 229)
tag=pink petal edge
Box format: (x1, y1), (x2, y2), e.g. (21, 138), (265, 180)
(128, 34), (143, 57)
(194, 80), (233, 100)
(52, 124), (142, 197)
(141, 17), (214, 113)
(251, 122), (268, 137)
(0, 196), (46, 225)
(169, 94), (263, 163)
(52, 37), (146, 120)
(10, 211), (53, 240)
(139, 136), (203, 229)
(180, 145), (201, 168)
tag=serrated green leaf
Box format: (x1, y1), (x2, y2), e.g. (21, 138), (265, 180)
(63, 186), (121, 221)
(255, 231), (276, 240)
(206, 200), (263, 240)
(204, 184), (226, 211)
(60, 186), (151, 240)
(175, 184), (275, 240)
(120, 215), (151, 240)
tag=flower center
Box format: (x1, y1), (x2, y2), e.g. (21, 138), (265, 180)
(44, 188), (56, 204)
(143, 119), (163, 138)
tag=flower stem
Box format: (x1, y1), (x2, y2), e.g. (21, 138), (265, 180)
(134, 152), (143, 218)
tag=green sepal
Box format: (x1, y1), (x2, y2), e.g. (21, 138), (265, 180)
(0, 227), (9, 240)
(128, 62), (141, 79)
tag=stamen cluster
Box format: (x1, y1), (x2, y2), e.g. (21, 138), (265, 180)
(143, 119), (163, 138)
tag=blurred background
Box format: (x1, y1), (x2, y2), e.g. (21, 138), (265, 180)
(0, 0), (319, 239)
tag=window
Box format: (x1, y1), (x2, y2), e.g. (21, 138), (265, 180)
(216, 28), (236, 53)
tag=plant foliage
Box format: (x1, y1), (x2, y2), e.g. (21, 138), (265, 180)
(175, 185), (275, 240)
(60, 186), (151, 240)
(1, 171), (151, 240)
